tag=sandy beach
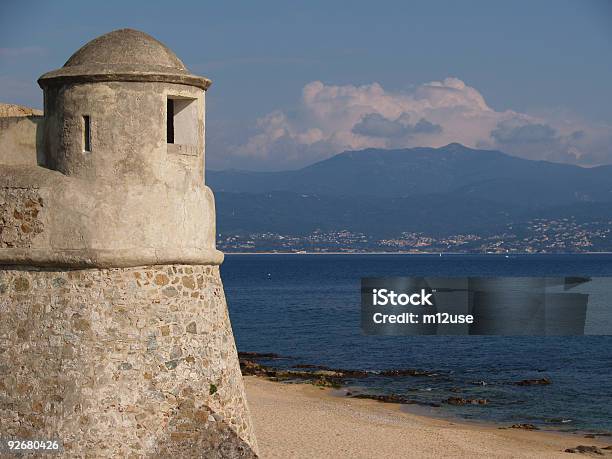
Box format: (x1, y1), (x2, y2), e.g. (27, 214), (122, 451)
(244, 376), (610, 458)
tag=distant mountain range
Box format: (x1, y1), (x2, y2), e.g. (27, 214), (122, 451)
(208, 144), (612, 240)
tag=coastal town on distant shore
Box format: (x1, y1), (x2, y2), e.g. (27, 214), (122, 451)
(218, 217), (612, 253)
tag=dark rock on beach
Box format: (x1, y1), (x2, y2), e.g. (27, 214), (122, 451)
(239, 357), (345, 388)
(293, 363), (370, 378)
(269, 369), (345, 388)
(443, 397), (489, 406)
(564, 445), (605, 455)
(510, 424), (539, 430)
(350, 393), (415, 404)
(240, 353), (443, 382)
(295, 363), (442, 379)
(334, 368), (371, 378)
(240, 353), (484, 410)
(346, 392), (442, 407)
(239, 359), (276, 377)
(294, 363), (326, 369)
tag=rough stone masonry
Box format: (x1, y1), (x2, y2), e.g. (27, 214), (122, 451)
(0, 29), (258, 457)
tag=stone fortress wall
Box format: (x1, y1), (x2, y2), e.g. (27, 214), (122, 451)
(0, 265), (256, 457)
(0, 29), (258, 458)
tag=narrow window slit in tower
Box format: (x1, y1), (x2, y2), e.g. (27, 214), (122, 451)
(167, 99), (175, 144)
(83, 115), (91, 152)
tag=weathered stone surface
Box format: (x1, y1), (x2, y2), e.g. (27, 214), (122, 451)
(0, 188), (45, 248)
(0, 103), (43, 118)
(0, 114), (43, 167)
(0, 264), (258, 457)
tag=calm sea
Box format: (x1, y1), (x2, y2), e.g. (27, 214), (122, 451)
(221, 254), (612, 433)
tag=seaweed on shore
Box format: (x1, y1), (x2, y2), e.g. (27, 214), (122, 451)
(238, 351), (556, 413)
(444, 396), (489, 406)
(239, 355), (345, 388)
(346, 391), (442, 407)
(238, 353), (448, 407)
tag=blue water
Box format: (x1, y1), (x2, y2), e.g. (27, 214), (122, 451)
(221, 254), (612, 433)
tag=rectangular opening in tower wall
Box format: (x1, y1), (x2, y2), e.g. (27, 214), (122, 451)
(167, 96), (197, 146)
(83, 115), (91, 152)
(167, 99), (174, 144)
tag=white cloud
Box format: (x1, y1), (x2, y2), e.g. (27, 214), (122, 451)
(229, 77), (612, 168)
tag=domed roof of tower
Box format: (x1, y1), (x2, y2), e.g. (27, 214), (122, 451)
(65, 29), (187, 70)
(38, 29), (211, 90)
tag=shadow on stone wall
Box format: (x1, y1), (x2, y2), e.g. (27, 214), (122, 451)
(155, 403), (258, 458)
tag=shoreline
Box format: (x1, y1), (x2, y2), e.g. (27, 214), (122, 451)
(244, 376), (611, 458)
(238, 353), (609, 438)
(224, 251), (612, 255)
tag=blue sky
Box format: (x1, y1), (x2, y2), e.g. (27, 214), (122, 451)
(1, 0), (611, 170)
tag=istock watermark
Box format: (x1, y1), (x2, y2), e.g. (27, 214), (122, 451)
(361, 277), (612, 336)
(372, 288), (434, 306)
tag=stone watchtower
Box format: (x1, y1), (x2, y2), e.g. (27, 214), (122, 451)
(0, 29), (257, 457)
